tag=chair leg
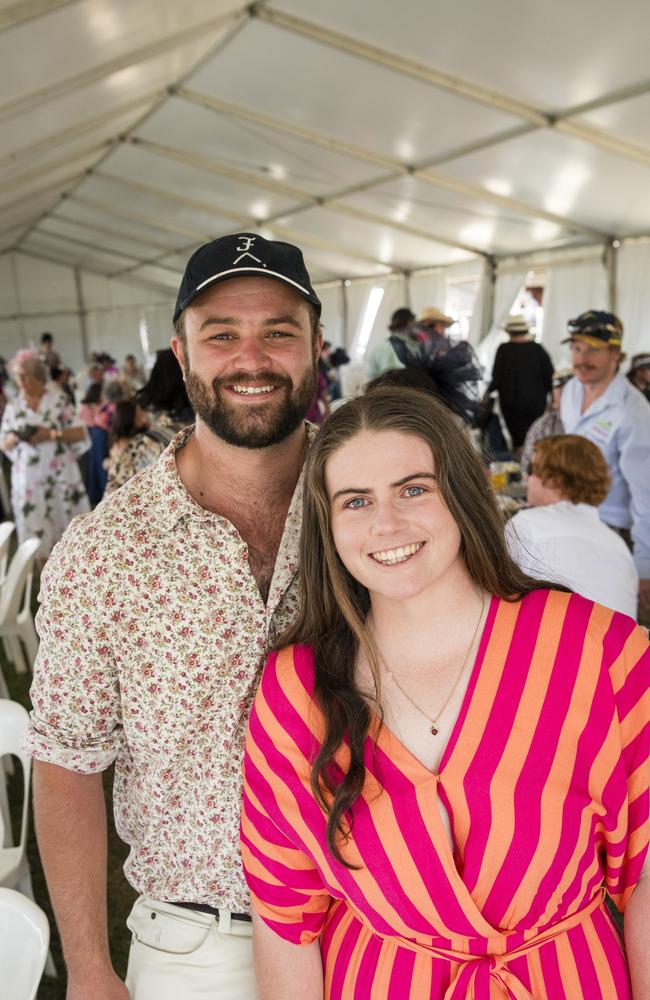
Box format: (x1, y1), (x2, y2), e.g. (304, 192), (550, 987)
(18, 619), (39, 670)
(6, 633), (27, 674)
(0, 766), (12, 847)
(44, 949), (58, 978)
(17, 864), (35, 900)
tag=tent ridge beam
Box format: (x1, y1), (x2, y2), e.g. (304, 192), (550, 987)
(0, 0), (80, 33)
(91, 186), (397, 276)
(164, 93), (605, 243)
(127, 136), (487, 256)
(1, 140), (113, 196)
(16, 248), (175, 294)
(46, 211), (185, 254)
(0, 7), (246, 123)
(324, 201), (485, 258)
(414, 169), (609, 239)
(128, 136), (322, 202)
(27, 225), (181, 272)
(0, 90), (165, 173)
(254, 6), (650, 172)
(66, 193), (207, 241)
(175, 88), (408, 174)
(253, 5), (549, 126)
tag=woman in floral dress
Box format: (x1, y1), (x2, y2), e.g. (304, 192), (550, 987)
(0, 348), (89, 559)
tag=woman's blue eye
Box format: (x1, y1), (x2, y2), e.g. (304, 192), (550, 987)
(346, 497), (367, 509)
(404, 485), (425, 497)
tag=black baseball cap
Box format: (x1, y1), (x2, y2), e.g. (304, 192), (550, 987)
(173, 232), (321, 324)
(561, 310), (623, 349)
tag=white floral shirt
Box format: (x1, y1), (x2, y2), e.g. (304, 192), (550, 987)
(26, 426), (310, 911)
(0, 383), (89, 557)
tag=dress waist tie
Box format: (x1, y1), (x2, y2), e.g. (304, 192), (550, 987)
(377, 889), (606, 1000)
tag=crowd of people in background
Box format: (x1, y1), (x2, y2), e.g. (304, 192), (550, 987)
(0, 299), (648, 596)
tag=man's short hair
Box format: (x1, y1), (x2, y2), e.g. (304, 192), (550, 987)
(532, 434), (611, 506)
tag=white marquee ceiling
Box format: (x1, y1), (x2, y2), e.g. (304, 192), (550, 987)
(3, 0), (650, 291)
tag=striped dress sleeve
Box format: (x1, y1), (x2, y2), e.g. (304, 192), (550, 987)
(241, 647), (333, 944)
(603, 615), (650, 910)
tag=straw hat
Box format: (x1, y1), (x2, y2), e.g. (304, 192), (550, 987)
(419, 307), (455, 327)
(503, 315), (530, 335)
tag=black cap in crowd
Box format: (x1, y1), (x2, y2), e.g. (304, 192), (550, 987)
(389, 308), (416, 332)
(173, 232), (321, 324)
(561, 310), (623, 349)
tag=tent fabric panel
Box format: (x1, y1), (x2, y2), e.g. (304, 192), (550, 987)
(440, 129), (650, 236)
(97, 142), (302, 221)
(270, 0), (650, 113)
(0, 0), (242, 106)
(135, 96), (389, 194)
(186, 18), (521, 165)
(340, 179), (581, 256)
(283, 207), (474, 271)
(52, 196), (198, 252)
(578, 91), (650, 149)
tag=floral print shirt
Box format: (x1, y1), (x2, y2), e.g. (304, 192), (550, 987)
(104, 433), (165, 495)
(0, 383), (89, 557)
(26, 426), (311, 911)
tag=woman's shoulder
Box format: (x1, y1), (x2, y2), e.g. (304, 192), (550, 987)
(510, 589), (643, 652)
(263, 643), (316, 701)
(255, 645), (323, 752)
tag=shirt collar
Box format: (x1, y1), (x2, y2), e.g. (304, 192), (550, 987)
(572, 370), (626, 414)
(152, 422), (318, 533)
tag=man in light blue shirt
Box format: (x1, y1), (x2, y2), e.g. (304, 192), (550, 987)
(560, 310), (650, 618)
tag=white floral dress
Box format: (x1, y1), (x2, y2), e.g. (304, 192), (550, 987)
(0, 383), (90, 557)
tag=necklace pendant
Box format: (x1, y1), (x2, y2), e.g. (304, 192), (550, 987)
(430, 723), (438, 736)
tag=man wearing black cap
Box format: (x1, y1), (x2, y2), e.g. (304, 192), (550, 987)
(27, 233), (323, 1000)
(560, 310), (650, 619)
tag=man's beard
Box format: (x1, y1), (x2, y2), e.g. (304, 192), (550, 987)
(184, 363), (317, 449)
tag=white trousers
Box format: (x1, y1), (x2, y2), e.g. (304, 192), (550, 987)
(125, 896), (258, 1000)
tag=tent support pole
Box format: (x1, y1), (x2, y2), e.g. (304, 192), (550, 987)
(74, 266), (89, 362)
(604, 242), (618, 314)
(483, 257), (497, 340)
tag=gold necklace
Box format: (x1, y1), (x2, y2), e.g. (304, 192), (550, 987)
(381, 591), (486, 736)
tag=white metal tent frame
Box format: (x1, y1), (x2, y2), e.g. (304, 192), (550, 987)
(3, 0), (650, 325)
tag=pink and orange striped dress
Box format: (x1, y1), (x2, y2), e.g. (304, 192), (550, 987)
(241, 591), (650, 998)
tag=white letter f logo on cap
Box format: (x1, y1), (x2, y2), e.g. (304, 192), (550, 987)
(233, 235), (264, 266)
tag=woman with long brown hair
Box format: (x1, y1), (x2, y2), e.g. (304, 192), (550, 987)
(240, 387), (649, 999)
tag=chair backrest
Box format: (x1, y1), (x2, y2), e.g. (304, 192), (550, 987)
(0, 537), (40, 625)
(0, 700), (31, 850)
(0, 887), (50, 1000)
(0, 521), (15, 585)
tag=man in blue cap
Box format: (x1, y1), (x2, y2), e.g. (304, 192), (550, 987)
(560, 310), (650, 620)
(27, 233), (323, 1000)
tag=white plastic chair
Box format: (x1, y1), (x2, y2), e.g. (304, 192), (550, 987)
(0, 521), (14, 587)
(0, 521), (16, 699)
(0, 700), (57, 979)
(0, 887), (50, 1000)
(0, 700), (33, 893)
(0, 537), (40, 675)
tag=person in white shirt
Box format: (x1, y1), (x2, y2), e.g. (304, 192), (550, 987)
(505, 434), (639, 619)
(559, 310), (650, 618)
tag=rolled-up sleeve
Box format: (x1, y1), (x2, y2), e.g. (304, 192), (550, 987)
(25, 518), (121, 773)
